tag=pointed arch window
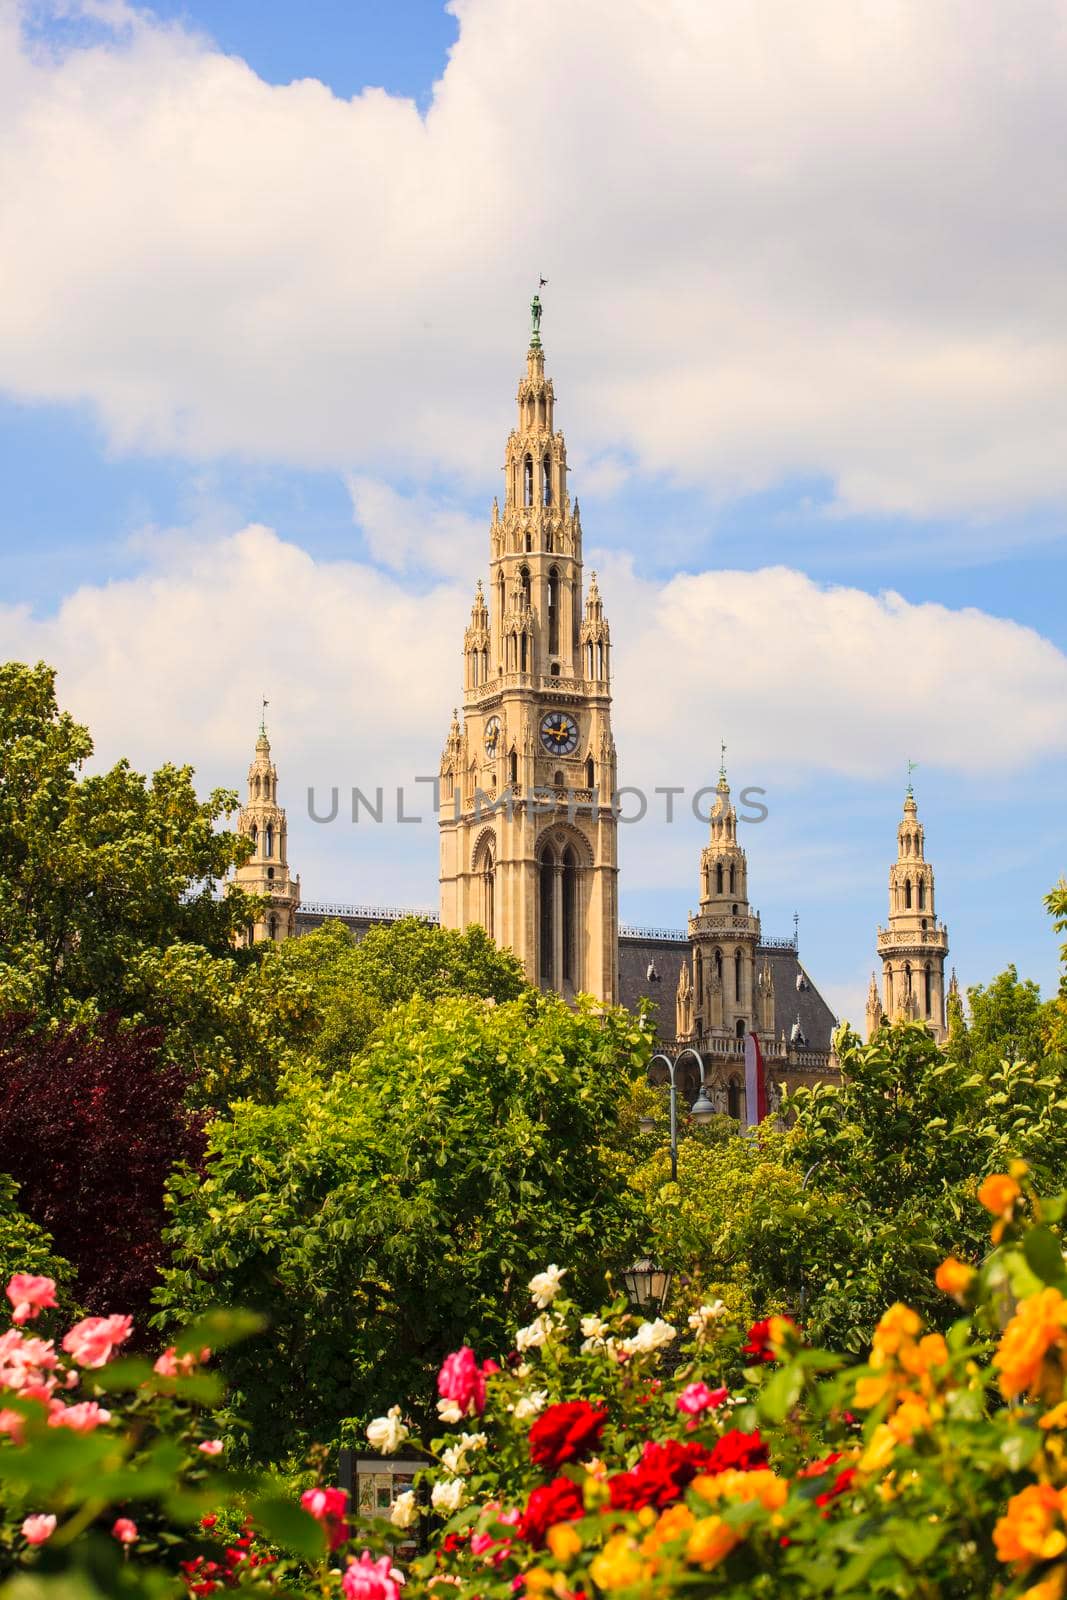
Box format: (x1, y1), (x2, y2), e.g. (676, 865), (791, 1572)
(727, 1078), (741, 1119)
(481, 843), (496, 940)
(905, 878), (912, 909)
(249, 823), (258, 851)
(729, 864), (736, 894)
(519, 565), (531, 606)
(268, 913), (278, 941)
(520, 633), (528, 673)
(714, 948), (723, 984)
(538, 844), (555, 989)
(264, 823), (274, 859)
(735, 948), (743, 1002)
(548, 566), (560, 655)
(924, 963), (933, 1016)
(543, 452), (552, 506)
(918, 878), (925, 910)
(508, 749), (517, 785)
(562, 845), (578, 989)
(524, 455), (534, 507)
(716, 862), (724, 894)
(585, 755), (595, 789)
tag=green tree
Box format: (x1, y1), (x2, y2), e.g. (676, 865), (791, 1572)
(273, 915), (529, 1072)
(947, 964), (1050, 1074)
(0, 1173), (74, 1306)
(156, 992), (648, 1462)
(1045, 877), (1067, 1055)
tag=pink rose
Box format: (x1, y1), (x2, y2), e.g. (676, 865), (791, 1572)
(61, 1315), (133, 1369)
(676, 1381), (728, 1417)
(342, 1549), (404, 1600)
(154, 1344), (211, 1377)
(0, 1409), (24, 1442)
(6, 1275), (58, 1326)
(437, 1346), (492, 1418)
(49, 1401), (111, 1433)
(112, 1518), (138, 1544)
(300, 1486), (349, 1551)
(198, 1439), (223, 1455)
(22, 1514), (57, 1545)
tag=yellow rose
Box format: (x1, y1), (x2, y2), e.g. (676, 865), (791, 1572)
(692, 1469), (788, 1512)
(546, 1524), (582, 1563)
(995, 1288), (1067, 1401)
(686, 1515), (741, 1570)
(589, 1533), (649, 1592)
(858, 1422), (897, 1476)
(1040, 1402), (1067, 1432)
(978, 1173), (1021, 1216)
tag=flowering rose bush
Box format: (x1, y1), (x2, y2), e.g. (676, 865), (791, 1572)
(349, 1167), (1067, 1598)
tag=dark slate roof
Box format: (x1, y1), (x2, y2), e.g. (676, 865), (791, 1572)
(617, 934), (838, 1052)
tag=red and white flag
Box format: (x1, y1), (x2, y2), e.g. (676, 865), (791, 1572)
(744, 1032), (767, 1126)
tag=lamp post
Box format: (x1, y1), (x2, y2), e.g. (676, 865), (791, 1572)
(646, 1048), (717, 1182)
(623, 1256), (673, 1316)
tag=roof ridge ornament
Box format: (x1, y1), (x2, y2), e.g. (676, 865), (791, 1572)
(530, 290), (543, 349)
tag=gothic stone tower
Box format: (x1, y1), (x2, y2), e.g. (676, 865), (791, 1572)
(438, 305), (619, 1003)
(676, 766), (774, 1045)
(870, 785), (949, 1040)
(234, 721), (300, 944)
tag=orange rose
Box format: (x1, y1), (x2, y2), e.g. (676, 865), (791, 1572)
(995, 1287), (1067, 1401)
(686, 1515), (740, 1570)
(994, 1483), (1067, 1567)
(935, 1256), (976, 1300)
(978, 1174), (1021, 1216)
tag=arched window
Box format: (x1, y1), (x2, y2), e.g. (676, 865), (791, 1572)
(550, 662), (560, 676)
(735, 1018), (746, 1038)
(543, 452), (552, 506)
(508, 749), (517, 785)
(264, 823), (274, 858)
(539, 846), (555, 989)
(586, 642), (594, 677)
(695, 948), (703, 999)
(729, 864), (736, 894)
(735, 949), (743, 1002)
(520, 633), (528, 673)
(904, 961), (912, 995)
(554, 770), (564, 787)
(727, 1078), (741, 1119)
(904, 878), (912, 909)
(245, 921), (254, 946)
(562, 845), (579, 988)
(519, 565), (531, 606)
(716, 862), (724, 894)
(268, 913), (278, 941)
(482, 845), (496, 939)
(525, 531), (532, 552)
(714, 948), (723, 985)
(597, 641), (604, 678)
(497, 571), (505, 622)
(924, 963), (933, 1016)
(471, 650), (479, 686)
(250, 823), (258, 850)
(585, 755), (595, 788)
(548, 566), (560, 655)
(524, 455), (534, 507)
(918, 878), (925, 910)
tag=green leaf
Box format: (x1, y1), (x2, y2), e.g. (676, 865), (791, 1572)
(1024, 1225), (1067, 1286)
(250, 1495), (327, 1562)
(175, 1307), (268, 1355)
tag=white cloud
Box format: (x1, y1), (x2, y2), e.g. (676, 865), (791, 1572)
(2, 524), (1065, 915)
(346, 475), (484, 577)
(0, 0), (1065, 520)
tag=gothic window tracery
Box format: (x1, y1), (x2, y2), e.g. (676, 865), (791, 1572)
(524, 455), (533, 507)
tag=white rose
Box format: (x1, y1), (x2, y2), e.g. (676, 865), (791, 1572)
(390, 1490), (419, 1529)
(436, 1397), (464, 1424)
(513, 1390), (548, 1420)
(580, 1315), (610, 1341)
(623, 1318), (677, 1355)
(687, 1301), (727, 1343)
(431, 1478), (467, 1514)
(528, 1265), (567, 1309)
(515, 1314), (552, 1352)
(459, 1431), (487, 1453)
(366, 1404), (409, 1453)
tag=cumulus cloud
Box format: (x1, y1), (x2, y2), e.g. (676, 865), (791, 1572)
(1, 0), (1065, 520)
(2, 523), (1065, 911)
(346, 475), (483, 577)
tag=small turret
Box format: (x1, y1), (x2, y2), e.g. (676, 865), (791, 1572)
(233, 711), (300, 944)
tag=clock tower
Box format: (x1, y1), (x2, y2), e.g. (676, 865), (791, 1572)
(438, 302), (619, 1003)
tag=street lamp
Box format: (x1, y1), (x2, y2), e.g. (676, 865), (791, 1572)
(647, 1048), (712, 1180)
(623, 1256), (674, 1315)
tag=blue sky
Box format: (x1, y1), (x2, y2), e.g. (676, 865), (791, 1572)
(1, 0), (1065, 1026)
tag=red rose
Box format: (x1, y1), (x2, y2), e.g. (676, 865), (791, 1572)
(742, 1316), (796, 1364)
(608, 1438), (718, 1511)
(704, 1428), (769, 1475)
(529, 1400), (607, 1472)
(518, 1476), (585, 1548)
(799, 1451), (856, 1510)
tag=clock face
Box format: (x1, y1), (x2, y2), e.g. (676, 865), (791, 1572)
(484, 715), (501, 756)
(540, 710), (580, 756)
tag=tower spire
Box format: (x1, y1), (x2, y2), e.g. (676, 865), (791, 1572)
(872, 786), (949, 1041)
(234, 720), (300, 945)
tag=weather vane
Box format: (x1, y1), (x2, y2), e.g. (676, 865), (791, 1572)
(719, 738), (727, 782)
(906, 757), (918, 796)
(260, 695), (269, 737)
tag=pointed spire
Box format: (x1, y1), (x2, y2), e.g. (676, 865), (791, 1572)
(719, 737), (728, 785)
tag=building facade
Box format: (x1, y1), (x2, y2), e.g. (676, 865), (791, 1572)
(233, 723), (300, 944)
(866, 785), (950, 1041)
(437, 305), (619, 1003)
